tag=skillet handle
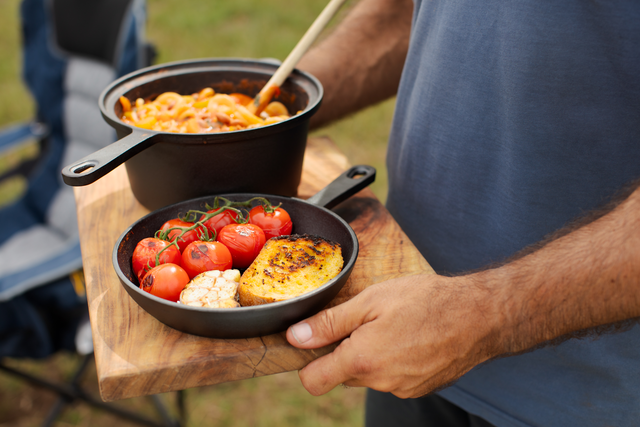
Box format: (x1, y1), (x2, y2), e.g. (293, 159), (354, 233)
(305, 165), (376, 209)
(61, 130), (156, 186)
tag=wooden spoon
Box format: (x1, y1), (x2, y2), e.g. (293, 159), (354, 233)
(247, 0), (348, 115)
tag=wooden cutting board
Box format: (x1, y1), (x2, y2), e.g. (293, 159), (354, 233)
(74, 136), (434, 402)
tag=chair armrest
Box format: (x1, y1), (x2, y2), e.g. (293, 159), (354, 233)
(0, 122), (48, 152)
(0, 122), (49, 181)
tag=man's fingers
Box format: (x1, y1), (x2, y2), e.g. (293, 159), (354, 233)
(287, 296), (367, 349)
(297, 338), (359, 395)
(285, 288), (381, 395)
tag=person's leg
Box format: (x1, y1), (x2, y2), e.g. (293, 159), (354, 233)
(365, 389), (495, 427)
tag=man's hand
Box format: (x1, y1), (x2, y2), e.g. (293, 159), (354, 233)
(287, 185), (640, 398)
(286, 273), (502, 398)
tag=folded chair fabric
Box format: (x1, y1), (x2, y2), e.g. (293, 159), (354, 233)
(0, 0), (150, 358)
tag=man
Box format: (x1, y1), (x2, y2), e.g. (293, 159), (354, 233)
(286, 0), (640, 425)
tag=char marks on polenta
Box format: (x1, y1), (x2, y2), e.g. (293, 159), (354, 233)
(239, 234), (343, 306)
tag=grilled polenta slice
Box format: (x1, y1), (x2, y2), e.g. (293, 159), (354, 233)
(239, 234), (343, 306)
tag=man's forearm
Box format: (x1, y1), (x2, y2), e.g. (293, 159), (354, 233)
(297, 0), (413, 129)
(475, 184), (640, 358)
(284, 182), (640, 397)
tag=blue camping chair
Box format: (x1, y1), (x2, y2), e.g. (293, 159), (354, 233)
(0, 1), (184, 425)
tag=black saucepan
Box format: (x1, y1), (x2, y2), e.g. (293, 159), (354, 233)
(113, 165), (375, 338)
(61, 58), (323, 211)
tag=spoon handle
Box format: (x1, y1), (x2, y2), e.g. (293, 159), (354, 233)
(250, 0), (348, 114)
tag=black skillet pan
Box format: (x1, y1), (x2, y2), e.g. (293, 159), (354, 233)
(113, 165), (375, 338)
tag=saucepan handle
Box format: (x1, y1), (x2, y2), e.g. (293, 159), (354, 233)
(61, 130), (156, 186)
(305, 165), (376, 209)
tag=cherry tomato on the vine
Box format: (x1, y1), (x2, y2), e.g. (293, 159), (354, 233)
(132, 237), (182, 283)
(201, 208), (239, 238)
(160, 218), (207, 252)
(248, 205), (293, 240)
(217, 223), (266, 269)
(140, 263), (189, 302)
(181, 240), (233, 279)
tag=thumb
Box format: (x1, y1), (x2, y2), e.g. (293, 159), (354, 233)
(287, 297), (365, 349)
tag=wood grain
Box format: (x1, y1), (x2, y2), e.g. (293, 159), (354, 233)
(74, 136), (433, 402)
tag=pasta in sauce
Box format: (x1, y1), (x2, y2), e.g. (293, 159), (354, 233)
(118, 87), (292, 133)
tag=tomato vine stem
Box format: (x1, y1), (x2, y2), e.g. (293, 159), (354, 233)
(149, 196), (276, 268)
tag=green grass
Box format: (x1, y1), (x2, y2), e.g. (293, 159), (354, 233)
(0, 0), (33, 126)
(0, 354), (365, 427)
(0, 0), (395, 424)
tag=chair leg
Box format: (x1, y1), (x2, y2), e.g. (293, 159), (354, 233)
(0, 354), (185, 427)
(41, 351), (92, 427)
(41, 398), (68, 427)
(177, 389), (187, 425)
(150, 393), (184, 427)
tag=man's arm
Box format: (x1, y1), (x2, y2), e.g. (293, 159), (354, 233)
(296, 0), (413, 129)
(493, 182), (640, 354)
(286, 184), (640, 398)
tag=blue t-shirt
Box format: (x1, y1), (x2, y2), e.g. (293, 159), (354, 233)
(386, 1), (640, 426)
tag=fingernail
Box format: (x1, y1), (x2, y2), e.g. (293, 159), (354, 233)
(291, 322), (313, 343)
